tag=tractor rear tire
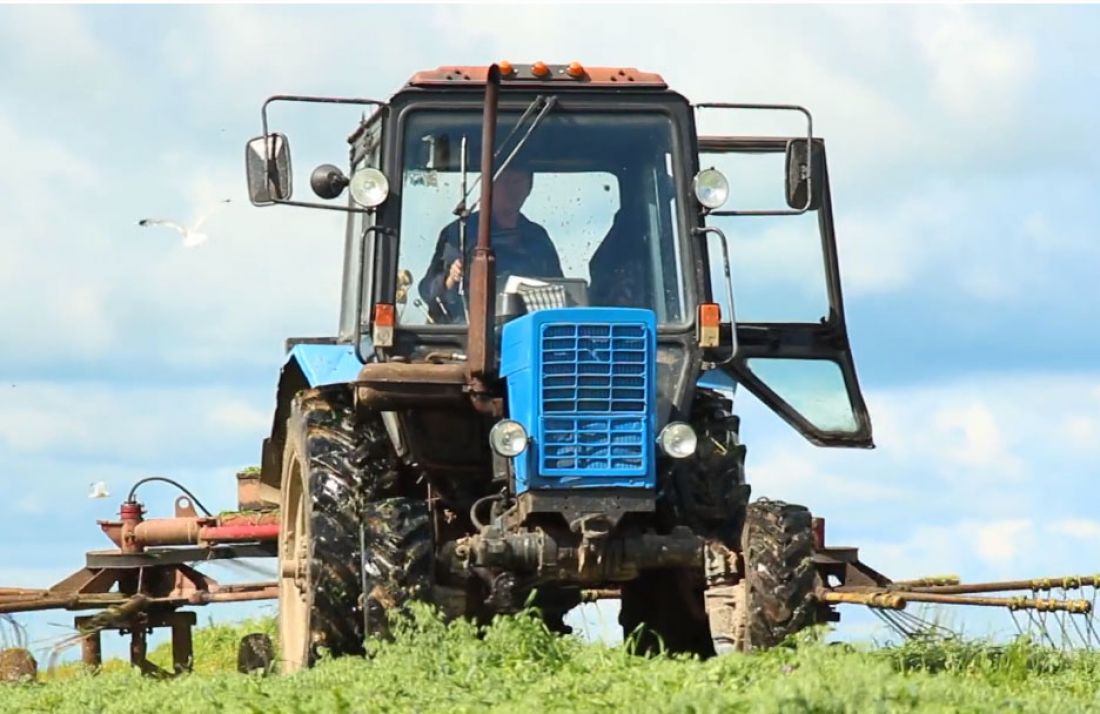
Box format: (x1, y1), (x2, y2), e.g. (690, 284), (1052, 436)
(707, 499), (817, 653)
(277, 388), (406, 672)
(359, 497), (434, 641)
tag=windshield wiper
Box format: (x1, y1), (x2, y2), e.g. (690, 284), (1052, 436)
(453, 94), (558, 215)
(450, 93), (557, 317)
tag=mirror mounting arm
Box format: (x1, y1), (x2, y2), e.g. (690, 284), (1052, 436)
(693, 226), (739, 368)
(354, 225), (397, 365)
(694, 102), (816, 216)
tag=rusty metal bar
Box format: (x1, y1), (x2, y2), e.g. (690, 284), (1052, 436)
(129, 624), (148, 671)
(466, 63), (501, 387)
(906, 575), (1100, 595)
(0, 588), (46, 596)
(107, 518), (280, 549)
(201, 524), (280, 543)
(73, 616), (103, 669)
(890, 575), (961, 589)
(170, 611), (196, 674)
(184, 585), (279, 605)
(888, 590), (1091, 613)
(816, 590), (906, 610)
(0, 594), (127, 615)
(0, 582), (277, 615)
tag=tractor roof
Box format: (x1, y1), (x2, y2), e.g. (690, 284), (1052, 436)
(406, 63), (667, 89)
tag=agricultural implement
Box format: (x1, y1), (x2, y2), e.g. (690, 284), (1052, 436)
(2, 62), (1096, 676)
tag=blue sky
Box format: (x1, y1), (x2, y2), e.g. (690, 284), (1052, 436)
(2, 4), (1100, 658)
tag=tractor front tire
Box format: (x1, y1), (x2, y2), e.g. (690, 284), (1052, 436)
(669, 388), (750, 540)
(277, 388), (411, 672)
(707, 499), (817, 653)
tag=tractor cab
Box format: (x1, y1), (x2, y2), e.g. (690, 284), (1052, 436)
(248, 63), (870, 452)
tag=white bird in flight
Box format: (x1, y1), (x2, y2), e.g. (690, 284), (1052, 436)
(138, 198), (231, 248)
(88, 481), (110, 499)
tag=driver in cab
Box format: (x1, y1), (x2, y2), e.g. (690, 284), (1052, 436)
(418, 165), (563, 323)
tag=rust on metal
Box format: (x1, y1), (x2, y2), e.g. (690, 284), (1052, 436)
(816, 590), (906, 610)
(100, 506), (279, 550)
(356, 362), (469, 410)
(118, 501), (144, 554)
(359, 362), (467, 385)
(890, 575), (961, 589)
(466, 63), (500, 400)
(0, 583), (278, 615)
(200, 524), (280, 543)
(905, 574), (1100, 595)
(235, 470), (265, 512)
(74, 608), (198, 675)
(811, 517), (825, 550)
(827, 588), (1092, 614)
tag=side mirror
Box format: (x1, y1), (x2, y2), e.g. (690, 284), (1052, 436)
(784, 139), (823, 211)
(245, 134), (292, 206)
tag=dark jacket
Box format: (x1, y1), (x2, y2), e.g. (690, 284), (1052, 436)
(418, 211), (563, 323)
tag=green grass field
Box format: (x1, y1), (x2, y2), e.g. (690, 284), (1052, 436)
(3, 607), (1100, 713)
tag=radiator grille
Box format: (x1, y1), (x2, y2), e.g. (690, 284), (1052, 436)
(538, 323), (650, 474)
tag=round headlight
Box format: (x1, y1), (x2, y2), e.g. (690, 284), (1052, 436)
(693, 168), (729, 210)
(349, 167), (389, 208)
(658, 422), (697, 459)
(489, 419), (528, 457)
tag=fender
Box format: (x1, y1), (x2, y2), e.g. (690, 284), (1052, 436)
(257, 343), (365, 507)
(285, 343), (364, 387)
(697, 369), (738, 404)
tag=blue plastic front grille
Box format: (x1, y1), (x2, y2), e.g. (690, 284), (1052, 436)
(538, 323), (650, 476)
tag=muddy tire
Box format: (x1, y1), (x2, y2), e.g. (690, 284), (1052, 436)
(620, 569), (714, 657)
(360, 497), (434, 640)
(277, 387), (403, 673)
(237, 633), (275, 675)
(668, 389), (750, 539)
(623, 389), (749, 658)
(708, 499), (817, 652)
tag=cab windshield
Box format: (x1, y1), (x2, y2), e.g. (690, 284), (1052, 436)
(396, 108), (688, 326)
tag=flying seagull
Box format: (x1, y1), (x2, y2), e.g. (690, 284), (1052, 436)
(88, 481), (110, 499)
(138, 198), (231, 248)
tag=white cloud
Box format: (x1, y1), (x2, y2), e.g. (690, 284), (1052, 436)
(1063, 415), (1100, 450)
(974, 519), (1033, 564)
(748, 451), (909, 512)
(1049, 519), (1100, 540)
(207, 400), (270, 434)
(932, 402), (1020, 475)
(915, 7), (1036, 120)
(0, 380), (272, 464)
(738, 371), (1100, 580)
(856, 518), (1039, 593)
(0, 7), (120, 101)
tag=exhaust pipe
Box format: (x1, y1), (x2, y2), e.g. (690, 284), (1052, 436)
(466, 63), (501, 410)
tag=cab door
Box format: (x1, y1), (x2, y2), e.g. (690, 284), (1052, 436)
(696, 120), (873, 448)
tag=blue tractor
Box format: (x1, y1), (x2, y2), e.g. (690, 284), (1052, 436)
(245, 63), (874, 672)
